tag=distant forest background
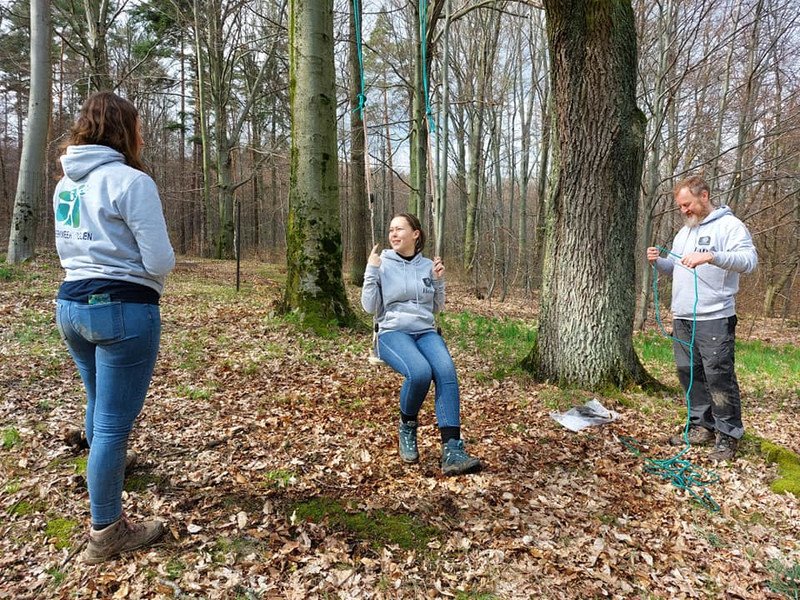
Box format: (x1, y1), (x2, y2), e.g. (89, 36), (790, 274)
(1, 0), (798, 321)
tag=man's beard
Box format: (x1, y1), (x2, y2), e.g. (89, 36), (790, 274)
(683, 214), (702, 228)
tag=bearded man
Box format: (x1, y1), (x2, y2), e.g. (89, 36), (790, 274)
(647, 175), (757, 461)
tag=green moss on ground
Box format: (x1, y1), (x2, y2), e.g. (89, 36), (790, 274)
(291, 497), (437, 551)
(45, 518), (79, 549)
(759, 438), (800, 496)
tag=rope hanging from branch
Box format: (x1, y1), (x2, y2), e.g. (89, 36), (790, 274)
(419, 0), (441, 254)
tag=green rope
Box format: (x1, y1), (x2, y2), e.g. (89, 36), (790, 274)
(620, 245), (720, 512)
(419, 0), (435, 133)
(352, 0), (367, 118)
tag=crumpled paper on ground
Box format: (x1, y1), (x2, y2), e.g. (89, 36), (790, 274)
(550, 398), (620, 432)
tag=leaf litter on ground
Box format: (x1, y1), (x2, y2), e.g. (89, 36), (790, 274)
(1, 255), (799, 598)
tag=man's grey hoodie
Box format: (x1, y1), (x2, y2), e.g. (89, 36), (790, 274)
(655, 205), (757, 320)
(54, 145), (175, 294)
(361, 249), (445, 334)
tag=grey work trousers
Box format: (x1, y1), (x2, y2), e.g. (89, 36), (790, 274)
(672, 316), (744, 439)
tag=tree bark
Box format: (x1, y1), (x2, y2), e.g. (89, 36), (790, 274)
(433, 0), (452, 258)
(7, 0), (51, 264)
(193, 0), (212, 257)
(408, 2), (427, 221)
(634, 0), (676, 331)
(283, 0), (355, 327)
(522, 0), (654, 389)
(348, 0), (368, 286)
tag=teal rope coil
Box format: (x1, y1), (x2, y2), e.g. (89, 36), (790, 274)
(353, 0), (367, 118)
(620, 245), (720, 512)
(419, 0), (436, 134)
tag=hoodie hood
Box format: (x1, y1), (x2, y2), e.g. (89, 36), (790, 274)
(699, 205), (733, 226)
(380, 248), (424, 264)
(60, 145), (125, 181)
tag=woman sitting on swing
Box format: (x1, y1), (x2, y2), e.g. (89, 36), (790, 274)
(361, 213), (482, 476)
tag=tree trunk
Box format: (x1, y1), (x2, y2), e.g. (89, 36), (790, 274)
(532, 81), (550, 291)
(515, 9), (541, 295)
(382, 74), (395, 233)
(408, 3), (427, 221)
(433, 0), (452, 258)
(283, 0), (355, 327)
(193, 0), (212, 257)
(463, 105), (482, 272)
(82, 0), (114, 92)
(177, 35), (188, 254)
(205, 2), (234, 259)
(634, 0), (675, 331)
(348, 0), (368, 286)
(726, 0), (764, 212)
(7, 0), (50, 264)
(523, 0), (654, 389)
(213, 116), (235, 259)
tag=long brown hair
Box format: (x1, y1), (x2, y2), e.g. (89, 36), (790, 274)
(396, 212), (426, 254)
(67, 92), (147, 173)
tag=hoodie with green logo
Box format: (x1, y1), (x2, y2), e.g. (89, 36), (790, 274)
(654, 205), (757, 320)
(361, 249), (445, 334)
(54, 145), (175, 294)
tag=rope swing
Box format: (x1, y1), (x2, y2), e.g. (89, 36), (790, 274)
(358, 0), (442, 367)
(352, 0), (386, 367)
(419, 0), (442, 254)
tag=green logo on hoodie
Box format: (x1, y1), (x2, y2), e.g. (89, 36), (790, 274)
(56, 186), (85, 228)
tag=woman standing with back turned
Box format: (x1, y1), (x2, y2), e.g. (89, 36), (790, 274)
(361, 213), (481, 475)
(54, 92), (175, 563)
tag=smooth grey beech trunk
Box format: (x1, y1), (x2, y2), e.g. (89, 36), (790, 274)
(283, 0), (355, 327)
(7, 0), (50, 264)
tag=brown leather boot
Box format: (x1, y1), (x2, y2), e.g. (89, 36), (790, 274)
(668, 425), (715, 446)
(82, 515), (164, 564)
(709, 433), (738, 462)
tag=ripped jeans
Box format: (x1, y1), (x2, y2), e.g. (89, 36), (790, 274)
(56, 300), (161, 526)
(672, 316), (743, 439)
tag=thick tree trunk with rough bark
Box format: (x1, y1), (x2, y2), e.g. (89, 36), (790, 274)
(523, 0), (653, 389)
(283, 0), (355, 327)
(7, 0), (50, 263)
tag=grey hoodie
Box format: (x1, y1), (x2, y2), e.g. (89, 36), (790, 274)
(54, 145), (175, 294)
(655, 205), (757, 320)
(361, 249), (445, 334)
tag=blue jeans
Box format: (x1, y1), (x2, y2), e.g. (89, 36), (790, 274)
(56, 300), (161, 526)
(378, 330), (460, 428)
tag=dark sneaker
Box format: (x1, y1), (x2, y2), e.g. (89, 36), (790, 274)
(125, 450), (138, 474)
(441, 439), (481, 476)
(709, 433), (738, 462)
(668, 425), (715, 446)
(398, 421), (419, 464)
(82, 515), (164, 564)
